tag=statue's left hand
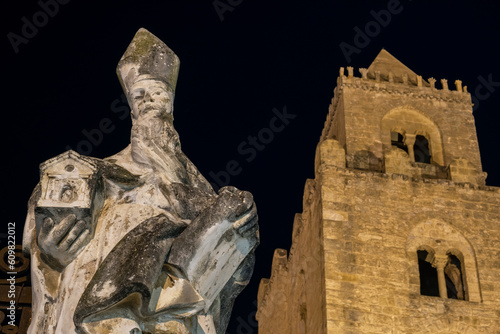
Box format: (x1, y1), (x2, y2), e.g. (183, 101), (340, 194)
(218, 186), (259, 239)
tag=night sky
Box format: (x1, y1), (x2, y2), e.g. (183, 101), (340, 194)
(2, 1), (500, 333)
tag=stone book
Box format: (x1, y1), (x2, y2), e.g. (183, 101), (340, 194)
(168, 197), (258, 311)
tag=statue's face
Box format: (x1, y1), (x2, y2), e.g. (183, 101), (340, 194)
(129, 79), (180, 154)
(129, 80), (172, 120)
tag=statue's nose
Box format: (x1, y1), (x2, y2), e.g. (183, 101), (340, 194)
(144, 92), (155, 102)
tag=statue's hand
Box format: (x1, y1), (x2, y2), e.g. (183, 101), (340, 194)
(218, 186), (259, 239)
(37, 214), (91, 270)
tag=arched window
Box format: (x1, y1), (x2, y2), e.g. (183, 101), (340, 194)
(414, 135), (431, 164)
(381, 107), (444, 165)
(445, 253), (465, 300)
(417, 249), (439, 297)
(417, 249), (466, 300)
(406, 220), (481, 302)
(391, 131), (408, 153)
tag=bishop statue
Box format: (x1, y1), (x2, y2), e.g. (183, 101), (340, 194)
(23, 28), (259, 334)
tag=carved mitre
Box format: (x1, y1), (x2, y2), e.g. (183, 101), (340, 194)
(116, 28), (180, 98)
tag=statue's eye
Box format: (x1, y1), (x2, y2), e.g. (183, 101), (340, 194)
(133, 89), (145, 99)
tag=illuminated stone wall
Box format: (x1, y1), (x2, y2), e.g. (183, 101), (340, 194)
(257, 50), (500, 333)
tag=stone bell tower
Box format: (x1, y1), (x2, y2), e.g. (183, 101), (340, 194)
(256, 49), (500, 333)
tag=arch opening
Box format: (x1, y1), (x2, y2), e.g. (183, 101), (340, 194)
(381, 106), (444, 166)
(407, 220), (480, 302)
(391, 131), (408, 153)
(445, 253), (465, 300)
(417, 249), (439, 297)
(414, 135), (431, 164)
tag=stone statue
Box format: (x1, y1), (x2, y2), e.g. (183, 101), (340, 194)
(23, 28), (259, 334)
(445, 257), (464, 300)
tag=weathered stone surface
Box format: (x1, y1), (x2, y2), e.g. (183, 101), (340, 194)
(257, 50), (500, 333)
(23, 28), (259, 333)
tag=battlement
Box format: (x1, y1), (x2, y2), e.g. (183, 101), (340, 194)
(322, 60), (473, 143)
(320, 49), (482, 182)
(321, 71), (473, 145)
(340, 65), (468, 91)
(336, 66), (471, 105)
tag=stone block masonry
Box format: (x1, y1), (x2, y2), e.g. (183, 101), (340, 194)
(257, 49), (500, 333)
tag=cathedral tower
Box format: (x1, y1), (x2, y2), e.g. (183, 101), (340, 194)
(257, 49), (500, 333)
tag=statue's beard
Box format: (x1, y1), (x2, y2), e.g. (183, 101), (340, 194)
(130, 114), (187, 183)
(131, 115), (179, 151)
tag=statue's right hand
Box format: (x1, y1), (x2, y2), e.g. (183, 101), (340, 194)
(37, 214), (91, 269)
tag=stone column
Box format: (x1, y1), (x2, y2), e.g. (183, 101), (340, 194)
(433, 255), (449, 298)
(404, 134), (416, 162)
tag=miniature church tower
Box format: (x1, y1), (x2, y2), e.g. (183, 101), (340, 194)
(256, 49), (500, 333)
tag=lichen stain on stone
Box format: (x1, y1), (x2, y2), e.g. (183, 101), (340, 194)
(81, 260), (97, 281)
(128, 30), (158, 62)
(210, 259), (218, 272)
(164, 275), (176, 289)
(38, 260), (60, 295)
(92, 280), (117, 299)
(147, 186), (155, 197)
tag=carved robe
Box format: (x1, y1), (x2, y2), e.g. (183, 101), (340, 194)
(23, 145), (257, 333)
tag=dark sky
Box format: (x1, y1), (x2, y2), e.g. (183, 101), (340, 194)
(2, 1), (500, 333)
